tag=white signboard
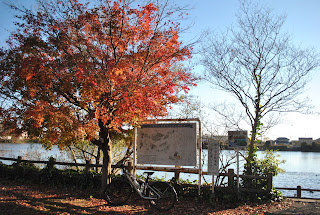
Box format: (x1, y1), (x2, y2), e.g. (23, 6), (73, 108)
(137, 123), (197, 166)
(228, 130), (248, 148)
(208, 141), (220, 175)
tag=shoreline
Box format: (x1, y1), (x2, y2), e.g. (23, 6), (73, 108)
(2, 141), (320, 152)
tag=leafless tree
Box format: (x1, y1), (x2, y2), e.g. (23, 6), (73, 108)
(201, 0), (319, 174)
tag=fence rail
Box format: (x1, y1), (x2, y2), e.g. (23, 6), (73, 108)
(1, 156), (319, 198)
(275, 186), (320, 198)
(0, 156), (99, 167)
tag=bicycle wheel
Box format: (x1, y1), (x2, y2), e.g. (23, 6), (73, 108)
(147, 181), (178, 211)
(104, 178), (133, 205)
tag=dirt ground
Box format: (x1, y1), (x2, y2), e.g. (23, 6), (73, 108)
(1, 178), (319, 215)
(266, 198), (320, 215)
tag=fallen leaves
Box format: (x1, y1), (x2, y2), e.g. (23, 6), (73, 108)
(0, 178), (303, 215)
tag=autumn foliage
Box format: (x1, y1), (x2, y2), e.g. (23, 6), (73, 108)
(0, 0), (195, 189)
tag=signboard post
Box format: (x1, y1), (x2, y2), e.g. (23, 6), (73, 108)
(208, 141), (220, 193)
(208, 141), (219, 176)
(228, 130), (248, 189)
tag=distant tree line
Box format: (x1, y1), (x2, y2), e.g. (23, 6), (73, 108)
(300, 142), (320, 152)
(202, 139), (320, 152)
(261, 142), (320, 152)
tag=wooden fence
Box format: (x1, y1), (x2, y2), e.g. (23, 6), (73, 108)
(1, 156), (319, 198)
(0, 156), (272, 192)
(0, 156), (101, 172)
(275, 186), (320, 199)
(136, 165), (273, 193)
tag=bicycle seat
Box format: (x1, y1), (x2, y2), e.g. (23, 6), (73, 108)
(144, 171), (154, 176)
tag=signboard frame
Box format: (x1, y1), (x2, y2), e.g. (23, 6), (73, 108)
(228, 130), (248, 148)
(136, 123), (197, 166)
(133, 118), (202, 195)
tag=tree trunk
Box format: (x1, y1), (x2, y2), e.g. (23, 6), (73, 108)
(95, 145), (101, 173)
(246, 115), (259, 176)
(98, 120), (113, 194)
(101, 139), (112, 193)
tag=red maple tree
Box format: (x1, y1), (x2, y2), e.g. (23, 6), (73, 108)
(0, 0), (195, 190)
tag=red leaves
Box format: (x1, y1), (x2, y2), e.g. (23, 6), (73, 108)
(3, 0), (194, 146)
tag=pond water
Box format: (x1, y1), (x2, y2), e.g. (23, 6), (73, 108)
(0, 143), (319, 198)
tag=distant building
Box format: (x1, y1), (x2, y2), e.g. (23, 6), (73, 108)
(0, 123), (11, 141)
(299, 138), (313, 145)
(275, 137), (290, 145)
(290, 140), (300, 146)
(265, 140), (273, 146)
(202, 135), (228, 148)
(0, 123), (28, 141)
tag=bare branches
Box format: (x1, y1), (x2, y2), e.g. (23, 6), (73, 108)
(201, 0), (319, 140)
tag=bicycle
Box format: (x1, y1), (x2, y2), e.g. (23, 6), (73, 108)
(103, 165), (178, 211)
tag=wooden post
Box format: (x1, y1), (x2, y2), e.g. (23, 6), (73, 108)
(267, 173), (273, 192)
(228, 169), (234, 189)
(85, 160), (92, 173)
(47, 157), (56, 170)
(127, 161), (133, 175)
(17, 156), (22, 166)
(297, 186), (302, 198)
(174, 166), (181, 182)
(212, 175), (215, 193)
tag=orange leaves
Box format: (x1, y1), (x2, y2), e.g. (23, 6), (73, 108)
(25, 72), (34, 81)
(114, 68), (123, 76)
(23, 101), (88, 147)
(3, 0), (195, 146)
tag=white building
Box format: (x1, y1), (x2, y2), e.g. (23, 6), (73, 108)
(298, 138), (313, 145)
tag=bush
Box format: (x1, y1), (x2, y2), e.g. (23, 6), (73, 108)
(242, 148), (285, 201)
(0, 162), (101, 190)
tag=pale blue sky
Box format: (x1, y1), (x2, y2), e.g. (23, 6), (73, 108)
(0, 0), (319, 140)
(181, 0), (320, 140)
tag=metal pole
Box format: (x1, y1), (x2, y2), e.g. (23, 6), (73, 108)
(133, 127), (137, 176)
(236, 148), (240, 189)
(198, 119), (202, 196)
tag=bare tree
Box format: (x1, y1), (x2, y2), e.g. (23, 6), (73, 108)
(201, 0), (319, 175)
(168, 95), (204, 119)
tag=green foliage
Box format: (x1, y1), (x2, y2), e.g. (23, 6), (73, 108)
(243, 146), (259, 177)
(244, 148), (285, 177)
(255, 150), (286, 176)
(242, 148), (285, 201)
(178, 178), (198, 184)
(210, 187), (238, 203)
(269, 187), (283, 202)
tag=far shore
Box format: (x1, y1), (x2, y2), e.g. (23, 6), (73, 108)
(2, 140), (320, 153)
